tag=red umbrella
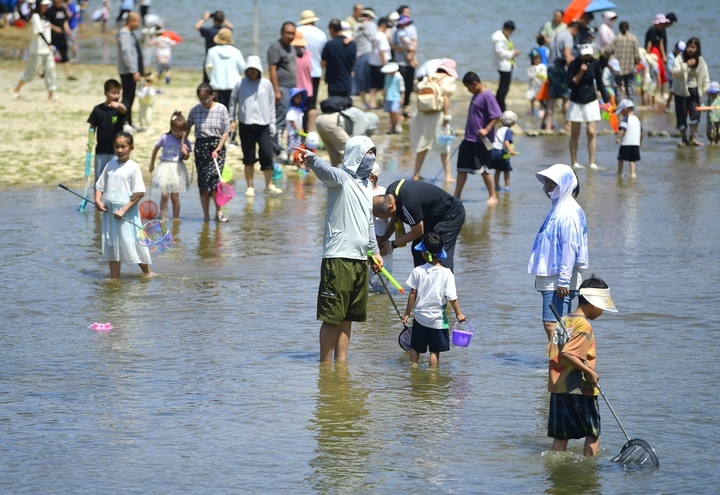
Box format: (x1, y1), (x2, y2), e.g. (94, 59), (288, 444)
(563, 0), (592, 24)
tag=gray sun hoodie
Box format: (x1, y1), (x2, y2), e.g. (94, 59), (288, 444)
(305, 135), (380, 260)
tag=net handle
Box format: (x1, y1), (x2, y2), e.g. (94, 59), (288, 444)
(59, 184), (169, 246)
(549, 304), (631, 442)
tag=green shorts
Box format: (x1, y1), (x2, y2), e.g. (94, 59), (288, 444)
(317, 258), (369, 325)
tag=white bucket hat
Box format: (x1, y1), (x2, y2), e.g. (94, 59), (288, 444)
(579, 288), (618, 312)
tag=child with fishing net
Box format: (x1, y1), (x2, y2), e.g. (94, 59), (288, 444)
(547, 275), (617, 457)
(95, 132), (152, 279)
(401, 232), (465, 367)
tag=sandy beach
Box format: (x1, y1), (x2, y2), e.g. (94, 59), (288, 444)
(0, 54), (543, 188)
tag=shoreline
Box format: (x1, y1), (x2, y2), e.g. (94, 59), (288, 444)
(1, 57), (681, 188)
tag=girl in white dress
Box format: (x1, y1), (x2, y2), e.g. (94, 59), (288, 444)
(149, 112), (191, 220)
(95, 132), (152, 279)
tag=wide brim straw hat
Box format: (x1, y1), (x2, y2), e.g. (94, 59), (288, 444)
(298, 10), (319, 25)
(213, 28), (234, 45)
(291, 30), (308, 47)
(437, 58), (459, 79)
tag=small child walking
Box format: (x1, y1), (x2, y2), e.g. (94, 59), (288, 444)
(492, 110), (518, 191)
(94, 132), (152, 279)
(615, 99), (642, 177)
(137, 73), (156, 131)
(705, 81), (720, 146)
(548, 275), (617, 457)
(286, 87), (307, 160)
(147, 30), (177, 85)
(149, 111), (192, 220)
(382, 61), (405, 134)
(401, 232), (465, 367)
(526, 48), (548, 118)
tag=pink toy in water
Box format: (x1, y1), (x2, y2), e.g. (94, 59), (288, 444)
(89, 322), (113, 331)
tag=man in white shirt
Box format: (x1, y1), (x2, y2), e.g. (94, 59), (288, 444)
(297, 10), (327, 132)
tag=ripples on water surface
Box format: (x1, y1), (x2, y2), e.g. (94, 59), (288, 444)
(2, 126), (719, 493)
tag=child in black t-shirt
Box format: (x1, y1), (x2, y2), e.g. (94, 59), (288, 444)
(87, 79), (127, 180)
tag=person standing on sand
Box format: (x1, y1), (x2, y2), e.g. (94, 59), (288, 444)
(542, 21), (578, 131)
(492, 20), (520, 112)
(116, 11), (143, 129)
(13, 0), (58, 101)
(195, 10), (234, 84)
(297, 10), (328, 133)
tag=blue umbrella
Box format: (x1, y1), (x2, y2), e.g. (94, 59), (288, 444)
(587, 0), (618, 13)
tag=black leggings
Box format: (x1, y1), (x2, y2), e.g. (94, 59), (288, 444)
(497, 70), (512, 112)
(398, 64), (415, 107)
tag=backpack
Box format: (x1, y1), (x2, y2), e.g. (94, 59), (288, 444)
(416, 76), (444, 113)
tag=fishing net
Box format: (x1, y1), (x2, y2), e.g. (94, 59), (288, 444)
(611, 439), (660, 467)
(136, 219), (170, 247)
(149, 231), (175, 254)
(398, 325), (411, 352)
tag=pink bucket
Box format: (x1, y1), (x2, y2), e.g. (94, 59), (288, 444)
(451, 321), (473, 347)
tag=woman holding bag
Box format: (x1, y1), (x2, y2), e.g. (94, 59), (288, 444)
(185, 83), (231, 222)
(409, 58), (458, 182)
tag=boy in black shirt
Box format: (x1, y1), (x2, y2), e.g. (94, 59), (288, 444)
(87, 79), (126, 180)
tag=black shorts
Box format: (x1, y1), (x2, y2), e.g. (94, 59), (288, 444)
(617, 145), (640, 162)
(491, 149), (513, 171)
(548, 393), (601, 440)
(53, 38), (69, 63)
(457, 139), (492, 174)
(410, 319), (450, 353)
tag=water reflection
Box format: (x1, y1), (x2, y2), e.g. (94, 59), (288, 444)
(542, 454), (601, 495)
(308, 363), (373, 492)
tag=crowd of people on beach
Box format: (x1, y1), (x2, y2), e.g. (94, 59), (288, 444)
(9, 1), (709, 459)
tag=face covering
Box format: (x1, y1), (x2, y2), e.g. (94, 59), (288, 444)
(357, 153), (375, 179)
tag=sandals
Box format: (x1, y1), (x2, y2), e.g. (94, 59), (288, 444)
(690, 138), (705, 147)
(216, 212), (228, 222)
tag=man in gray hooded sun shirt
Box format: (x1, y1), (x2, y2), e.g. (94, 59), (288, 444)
(297, 135), (383, 362)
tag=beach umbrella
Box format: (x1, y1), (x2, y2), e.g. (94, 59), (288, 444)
(563, 0), (617, 24)
(563, 0), (592, 24)
(586, 0), (617, 13)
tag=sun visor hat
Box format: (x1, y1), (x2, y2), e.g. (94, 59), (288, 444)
(579, 288), (618, 312)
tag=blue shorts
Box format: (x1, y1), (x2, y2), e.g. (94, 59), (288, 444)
(541, 289), (578, 322)
(384, 100), (400, 113)
(410, 319), (450, 353)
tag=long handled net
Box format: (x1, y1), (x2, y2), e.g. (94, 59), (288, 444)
(59, 184), (172, 249)
(369, 254), (411, 351)
(550, 305), (659, 467)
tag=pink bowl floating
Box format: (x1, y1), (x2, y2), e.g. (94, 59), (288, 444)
(451, 320), (473, 347)
(89, 322), (113, 331)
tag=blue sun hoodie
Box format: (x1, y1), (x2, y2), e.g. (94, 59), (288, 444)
(528, 164), (588, 290)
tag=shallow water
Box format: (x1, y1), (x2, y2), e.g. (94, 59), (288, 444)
(2, 121), (720, 492)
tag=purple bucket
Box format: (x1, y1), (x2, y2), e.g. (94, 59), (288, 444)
(451, 321), (473, 347)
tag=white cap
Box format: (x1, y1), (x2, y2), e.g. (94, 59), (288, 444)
(371, 162), (381, 177)
(603, 11), (617, 21)
(579, 44), (594, 56)
(608, 58), (621, 72)
(615, 98), (635, 114)
(579, 288), (618, 312)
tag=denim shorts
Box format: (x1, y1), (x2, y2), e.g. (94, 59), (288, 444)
(541, 289), (578, 322)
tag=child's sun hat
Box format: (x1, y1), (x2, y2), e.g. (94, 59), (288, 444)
(501, 110), (518, 126)
(615, 98), (634, 114)
(579, 288), (618, 312)
(381, 61), (400, 74)
(708, 81), (720, 94)
(413, 241), (448, 260)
